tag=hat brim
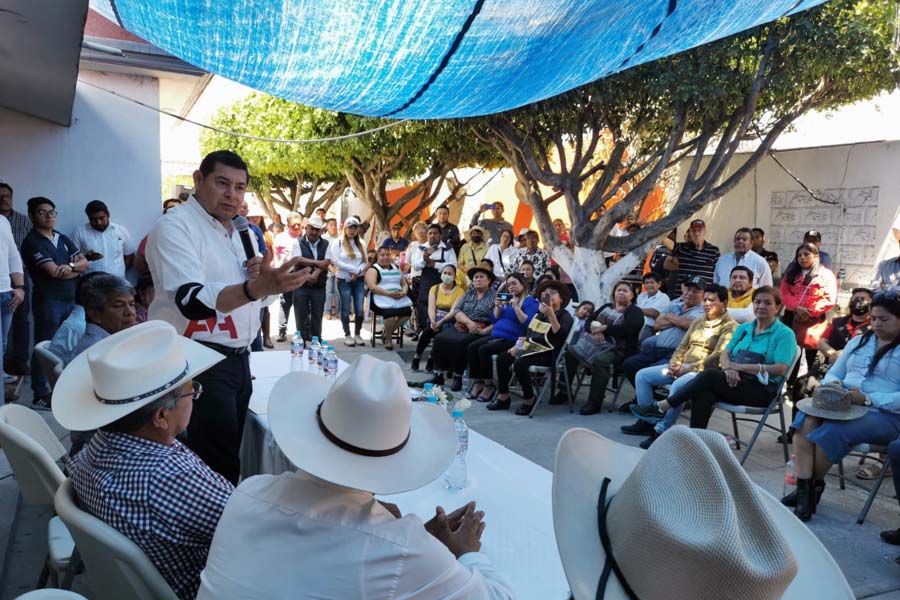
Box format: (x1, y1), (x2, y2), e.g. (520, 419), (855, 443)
(52, 337), (224, 432)
(796, 399), (869, 421)
(467, 266), (496, 283)
(268, 371), (458, 495)
(552, 428), (853, 600)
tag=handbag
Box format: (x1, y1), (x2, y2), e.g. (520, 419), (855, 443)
(456, 320), (489, 333)
(732, 348), (777, 393)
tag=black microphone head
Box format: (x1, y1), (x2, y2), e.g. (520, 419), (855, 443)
(233, 215), (251, 232)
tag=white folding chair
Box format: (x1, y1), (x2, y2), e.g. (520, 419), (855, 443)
(835, 442), (893, 525)
(714, 345), (802, 466)
(15, 590), (88, 599)
(33, 341), (64, 389)
(0, 405), (77, 589)
(54, 480), (178, 600)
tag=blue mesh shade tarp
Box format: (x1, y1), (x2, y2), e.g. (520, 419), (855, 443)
(90, 0), (828, 119)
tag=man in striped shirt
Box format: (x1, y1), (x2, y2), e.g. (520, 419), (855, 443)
(661, 219), (720, 299)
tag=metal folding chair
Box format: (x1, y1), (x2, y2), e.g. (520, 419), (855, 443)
(525, 324), (580, 418)
(835, 443), (893, 525)
(714, 345), (801, 465)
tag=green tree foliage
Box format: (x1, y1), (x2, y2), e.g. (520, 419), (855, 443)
(472, 0), (900, 299)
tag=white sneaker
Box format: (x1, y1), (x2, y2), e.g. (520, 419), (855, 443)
(344, 336), (356, 347)
(3, 374), (16, 384)
(354, 334), (365, 346)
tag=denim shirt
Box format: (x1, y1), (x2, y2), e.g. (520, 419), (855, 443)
(823, 333), (900, 413)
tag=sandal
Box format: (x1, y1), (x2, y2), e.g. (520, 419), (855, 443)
(465, 383), (485, 400)
(476, 383), (497, 403)
(856, 462), (892, 480)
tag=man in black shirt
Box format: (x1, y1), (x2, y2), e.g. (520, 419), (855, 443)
(434, 204), (461, 253)
(21, 197), (88, 406)
(750, 228), (778, 262)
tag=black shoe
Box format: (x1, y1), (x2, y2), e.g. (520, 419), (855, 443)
(631, 404), (665, 423)
(32, 393), (52, 410)
(428, 374), (445, 386)
(487, 397), (511, 411)
(425, 357), (434, 372)
(515, 402), (535, 416)
(411, 357), (421, 372)
(881, 529), (900, 546)
(794, 478), (815, 522)
(450, 376), (463, 392)
(781, 479), (825, 507)
(549, 391), (568, 405)
(776, 431), (793, 445)
(617, 401), (635, 415)
(579, 402), (603, 416)
(276, 332), (287, 343)
(640, 431), (661, 449)
(621, 420), (655, 436)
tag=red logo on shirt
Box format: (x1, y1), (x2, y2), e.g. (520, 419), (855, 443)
(184, 316), (238, 339)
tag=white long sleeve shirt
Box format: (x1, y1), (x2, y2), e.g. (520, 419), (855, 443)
(328, 237), (368, 280)
(197, 471), (515, 600)
(0, 217), (22, 293)
(412, 241), (457, 273)
(146, 196), (273, 348)
(713, 249), (772, 288)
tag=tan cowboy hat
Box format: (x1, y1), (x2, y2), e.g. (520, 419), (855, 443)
(553, 426), (852, 600)
(796, 383), (868, 421)
(52, 321), (224, 431)
(268, 354), (457, 495)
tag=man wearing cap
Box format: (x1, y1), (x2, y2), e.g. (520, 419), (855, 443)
(380, 222), (410, 253)
(434, 204), (462, 253)
(872, 227), (900, 290)
(197, 356), (514, 599)
(291, 215), (331, 343)
(470, 201), (512, 246)
(147, 150), (312, 484)
(802, 230), (833, 270)
(510, 230), (551, 279)
(457, 225), (489, 285)
(713, 227), (772, 289)
(515, 227), (530, 248)
(57, 322), (235, 600)
(661, 218), (720, 299)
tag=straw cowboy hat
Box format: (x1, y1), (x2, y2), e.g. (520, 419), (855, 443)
(796, 383), (868, 421)
(52, 321), (224, 431)
(305, 214), (325, 229)
(553, 426), (852, 600)
(466, 225), (486, 239)
(267, 354), (457, 495)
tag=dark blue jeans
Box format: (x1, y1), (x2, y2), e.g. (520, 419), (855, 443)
(338, 278), (366, 336)
(31, 297), (74, 396)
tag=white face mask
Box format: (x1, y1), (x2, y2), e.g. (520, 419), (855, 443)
(441, 274), (455, 285)
(757, 364), (769, 386)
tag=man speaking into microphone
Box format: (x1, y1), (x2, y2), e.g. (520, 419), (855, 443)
(146, 150), (312, 483)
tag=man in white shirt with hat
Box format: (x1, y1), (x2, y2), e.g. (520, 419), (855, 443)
(197, 355), (514, 599)
(56, 321), (234, 600)
(146, 150), (313, 484)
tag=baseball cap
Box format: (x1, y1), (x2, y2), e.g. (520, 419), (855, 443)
(517, 228), (530, 238)
(803, 230), (822, 241)
(683, 275), (706, 289)
(390, 222), (402, 229)
(689, 219), (706, 230)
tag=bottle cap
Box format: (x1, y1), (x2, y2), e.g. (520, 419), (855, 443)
(426, 395), (438, 404)
(452, 410), (464, 418)
(423, 383), (433, 391)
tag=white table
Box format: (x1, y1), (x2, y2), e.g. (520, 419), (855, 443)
(240, 351), (570, 599)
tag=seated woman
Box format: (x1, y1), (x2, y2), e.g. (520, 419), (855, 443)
(566, 281), (644, 415)
(818, 287), (873, 364)
(788, 290), (900, 522)
(466, 273), (539, 401)
(490, 280), (573, 414)
(431, 267), (497, 391)
(646, 286), (795, 430)
(365, 247), (413, 350)
(410, 264), (464, 372)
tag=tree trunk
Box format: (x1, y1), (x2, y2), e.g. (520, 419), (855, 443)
(550, 242), (650, 304)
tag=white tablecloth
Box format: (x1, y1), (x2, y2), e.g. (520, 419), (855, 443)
(240, 351), (569, 599)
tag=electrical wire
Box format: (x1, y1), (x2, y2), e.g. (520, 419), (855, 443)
(77, 79), (411, 144)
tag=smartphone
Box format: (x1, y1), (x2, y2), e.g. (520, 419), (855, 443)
(484, 203), (497, 211)
(498, 292), (513, 302)
(541, 291), (551, 304)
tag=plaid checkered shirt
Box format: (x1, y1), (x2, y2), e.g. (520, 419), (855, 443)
(68, 430), (234, 600)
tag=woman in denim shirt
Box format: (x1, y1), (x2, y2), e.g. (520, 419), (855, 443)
(789, 291), (900, 522)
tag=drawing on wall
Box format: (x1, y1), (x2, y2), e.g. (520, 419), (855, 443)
(769, 187), (879, 286)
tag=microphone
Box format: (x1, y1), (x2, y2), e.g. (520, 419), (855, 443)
(233, 215), (257, 262)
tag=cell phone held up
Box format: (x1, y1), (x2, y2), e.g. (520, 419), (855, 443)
(541, 291), (551, 305)
(497, 292), (513, 302)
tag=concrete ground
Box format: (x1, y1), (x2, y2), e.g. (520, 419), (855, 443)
(1, 311), (900, 598)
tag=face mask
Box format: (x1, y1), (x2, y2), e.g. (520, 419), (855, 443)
(471, 235), (483, 243)
(850, 300), (870, 316)
(757, 364), (770, 386)
(441, 274), (455, 285)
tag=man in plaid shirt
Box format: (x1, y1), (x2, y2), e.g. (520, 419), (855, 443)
(57, 321), (233, 600)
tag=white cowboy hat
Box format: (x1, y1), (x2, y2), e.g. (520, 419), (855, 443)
(52, 320), (224, 431)
(268, 354), (457, 495)
(305, 215), (325, 229)
(467, 225), (486, 238)
(553, 426), (853, 600)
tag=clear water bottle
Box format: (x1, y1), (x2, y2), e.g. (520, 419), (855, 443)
(316, 342), (326, 371)
(290, 331), (304, 359)
(461, 369), (469, 394)
(308, 336), (320, 365)
(324, 346), (338, 377)
(445, 410), (468, 490)
(783, 454), (797, 498)
(515, 336), (525, 352)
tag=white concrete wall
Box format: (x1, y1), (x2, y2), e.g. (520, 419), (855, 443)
(0, 70), (161, 243)
(683, 141), (900, 287)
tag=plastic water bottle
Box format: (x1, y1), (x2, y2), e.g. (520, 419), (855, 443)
(316, 342), (326, 371)
(290, 331), (304, 371)
(461, 369), (469, 394)
(422, 383), (435, 403)
(445, 410), (468, 490)
(308, 336), (320, 365)
(324, 346), (338, 377)
(783, 454), (797, 498)
(515, 337), (525, 352)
